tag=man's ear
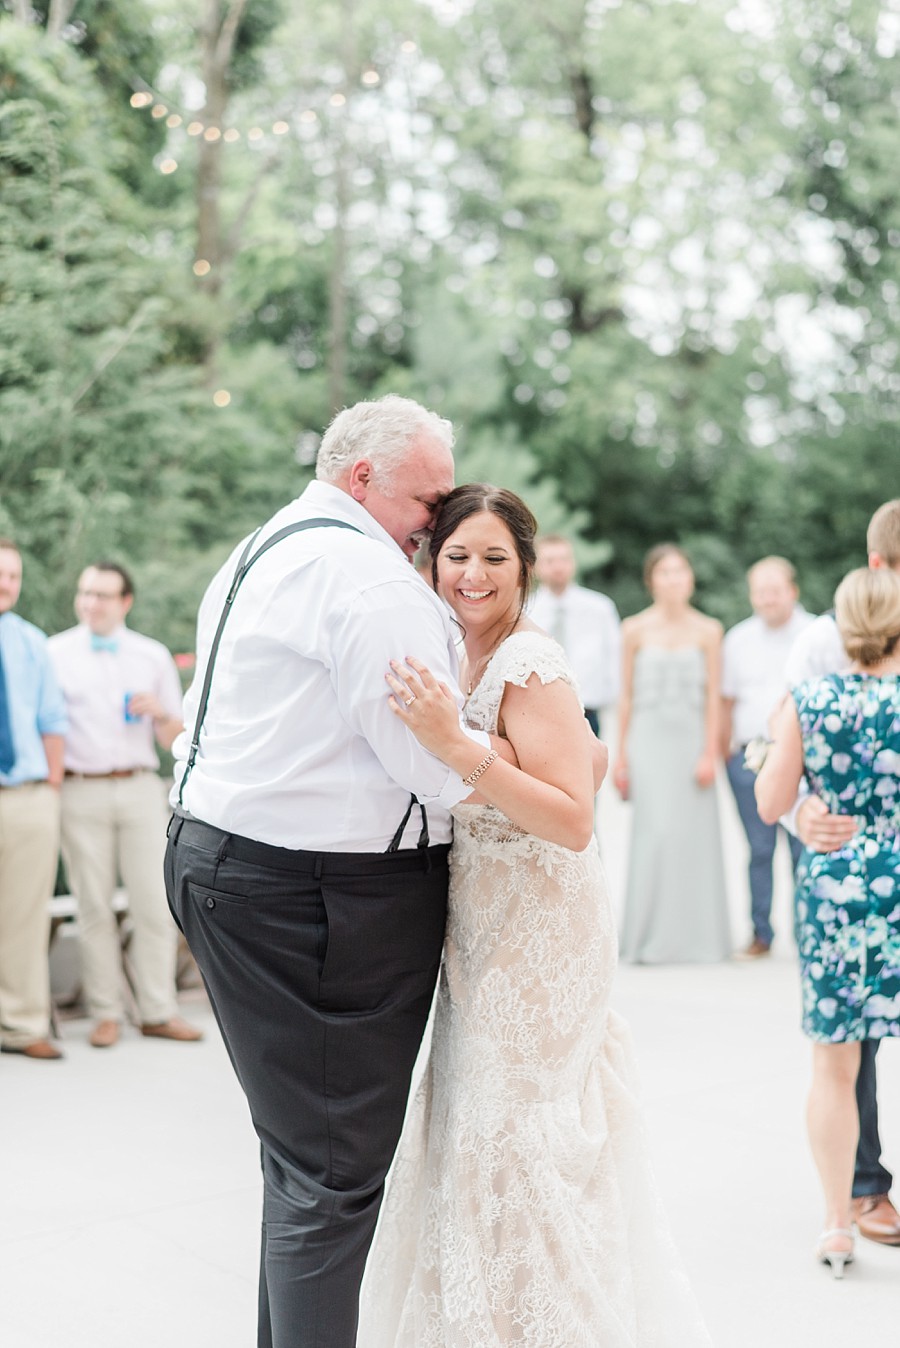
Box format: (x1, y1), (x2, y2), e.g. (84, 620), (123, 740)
(347, 459), (373, 503)
(869, 551), (885, 570)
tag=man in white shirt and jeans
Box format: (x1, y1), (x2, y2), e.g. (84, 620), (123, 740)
(165, 396), (506, 1348)
(785, 498), (900, 1247)
(721, 557), (812, 958)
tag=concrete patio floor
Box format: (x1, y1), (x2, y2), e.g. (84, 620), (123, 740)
(2, 768), (898, 1346)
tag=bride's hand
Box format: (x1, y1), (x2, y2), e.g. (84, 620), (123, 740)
(386, 657), (465, 759)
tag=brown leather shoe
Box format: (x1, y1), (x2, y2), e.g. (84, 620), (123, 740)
(852, 1194), (900, 1245)
(89, 1020), (120, 1049)
(735, 938), (771, 960)
(140, 1017), (203, 1042)
(1, 1039), (64, 1060)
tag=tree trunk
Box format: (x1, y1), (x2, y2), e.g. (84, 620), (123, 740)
(326, 0), (357, 414)
(195, 0), (248, 372)
(47, 0), (78, 40)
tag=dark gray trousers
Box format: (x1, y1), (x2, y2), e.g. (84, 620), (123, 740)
(164, 815), (448, 1348)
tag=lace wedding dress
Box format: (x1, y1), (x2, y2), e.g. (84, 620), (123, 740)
(358, 632), (712, 1347)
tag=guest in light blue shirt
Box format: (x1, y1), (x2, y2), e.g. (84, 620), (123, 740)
(0, 610), (68, 785)
(0, 539), (67, 1060)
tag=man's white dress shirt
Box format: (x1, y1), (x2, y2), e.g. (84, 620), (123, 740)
(172, 481), (488, 852)
(721, 606), (814, 749)
(49, 625), (184, 772)
(529, 583), (621, 710)
(784, 611), (848, 684)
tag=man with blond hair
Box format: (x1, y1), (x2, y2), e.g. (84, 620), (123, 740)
(786, 498), (900, 1247)
(721, 556), (813, 957)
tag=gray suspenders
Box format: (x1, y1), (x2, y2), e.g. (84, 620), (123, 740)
(176, 517), (429, 852)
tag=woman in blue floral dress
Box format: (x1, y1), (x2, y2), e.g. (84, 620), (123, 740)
(756, 567), (900, 1279)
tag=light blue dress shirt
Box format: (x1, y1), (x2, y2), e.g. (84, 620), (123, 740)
(0, 612), (68, 786)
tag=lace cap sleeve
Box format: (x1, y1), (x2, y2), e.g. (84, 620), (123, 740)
(490, 631), (580, 699)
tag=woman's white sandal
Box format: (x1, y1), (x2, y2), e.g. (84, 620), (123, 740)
(815, 1227), (855, 1279)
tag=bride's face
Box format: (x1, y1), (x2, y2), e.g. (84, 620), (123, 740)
(436, 511), (522, 630)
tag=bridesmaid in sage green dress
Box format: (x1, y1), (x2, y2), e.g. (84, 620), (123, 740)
(613, 545), (731, 963)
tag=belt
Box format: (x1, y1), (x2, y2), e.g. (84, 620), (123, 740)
(64, 769), (144, 780)
(169, 814), (450, 877)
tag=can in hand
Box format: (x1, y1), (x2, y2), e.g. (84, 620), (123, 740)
(123, 693), (141, 724)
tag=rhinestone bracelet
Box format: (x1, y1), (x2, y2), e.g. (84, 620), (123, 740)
(462, 748), (498, 788)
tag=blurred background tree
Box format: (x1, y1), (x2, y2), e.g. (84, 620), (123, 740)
(1, 0), (897, 648)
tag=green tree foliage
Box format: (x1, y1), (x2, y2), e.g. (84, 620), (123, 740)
(0, 17), (303, 645)
(1, 0), (897, 654)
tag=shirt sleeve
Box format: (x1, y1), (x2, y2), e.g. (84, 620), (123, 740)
(328, 578), (489, 808)
(156, 648), (186, 721)
(785, 615), (844, 685)
(720, 629), (738, 699)
(35, 640), (69, 735)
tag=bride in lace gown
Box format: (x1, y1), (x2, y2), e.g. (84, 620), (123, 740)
(360, 486), (712, 1347)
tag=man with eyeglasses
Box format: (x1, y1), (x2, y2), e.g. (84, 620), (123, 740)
(0, 538), (68, 1061)
(48, 562), (202, 1049)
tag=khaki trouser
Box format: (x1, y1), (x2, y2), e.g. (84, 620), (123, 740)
(0, 782), (59, 1047)
(60, 773), (177, 1024)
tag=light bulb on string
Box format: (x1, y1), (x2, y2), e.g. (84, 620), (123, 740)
(151, 104), (168, 119)
(166, 113), (182, 128)
(204, 126), (222, 142)
(213, 390), (231, 408)
(159, 158), (178, 174)
(193, 259), (212, 276)
(223, 128), (241, 142)
(187, 121), (204, 136)
(272, 121), (290, 135)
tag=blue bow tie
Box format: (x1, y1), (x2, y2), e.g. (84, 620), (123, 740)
(91, 634), (120, 654)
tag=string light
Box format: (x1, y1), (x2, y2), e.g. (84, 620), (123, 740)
(213, 390), (231, 407)
(159, 158), (178, 174)
(193, 259), (211, 276)
(127, 39), (414, 149)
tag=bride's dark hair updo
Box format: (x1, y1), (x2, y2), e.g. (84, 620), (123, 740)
(430, 485), (538, 619)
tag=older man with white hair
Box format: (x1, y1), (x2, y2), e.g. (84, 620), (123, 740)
(165, 395), (509, 1348)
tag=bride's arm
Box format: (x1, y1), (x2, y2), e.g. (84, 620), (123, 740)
(387, 658), (595, 851)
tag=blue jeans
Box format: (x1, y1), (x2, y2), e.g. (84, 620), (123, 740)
(726, 752), (803, 946)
